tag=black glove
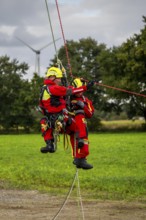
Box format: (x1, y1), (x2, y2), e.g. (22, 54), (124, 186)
(76, 100), (84, 109)
(87, 80), (95, 90)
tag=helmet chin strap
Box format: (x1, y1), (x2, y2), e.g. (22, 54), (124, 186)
(48, 76), (56, 81)
(52, 77), (56, 82)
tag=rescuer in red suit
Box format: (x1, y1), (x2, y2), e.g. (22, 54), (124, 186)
(39, 67), (89, 154)
(70, 78), (94, 169)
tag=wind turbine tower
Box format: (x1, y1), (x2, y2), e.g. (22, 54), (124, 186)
(16, 37), (60, 75)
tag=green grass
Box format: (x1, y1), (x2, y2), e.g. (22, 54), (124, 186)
(0, 133), (146, 201)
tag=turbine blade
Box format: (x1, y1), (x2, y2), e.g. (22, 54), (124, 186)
(16, 36), (37, 53)
(39, 37), (61, 51)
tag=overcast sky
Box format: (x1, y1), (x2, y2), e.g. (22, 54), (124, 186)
(0, 0), (145, 79)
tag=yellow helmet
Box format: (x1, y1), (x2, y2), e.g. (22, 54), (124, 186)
(71, 78), (83, 88)
(46, 67), (63, 78)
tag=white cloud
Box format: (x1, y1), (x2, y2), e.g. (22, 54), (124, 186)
(0, 25), (17, 36)
(26, 26), (49, 38)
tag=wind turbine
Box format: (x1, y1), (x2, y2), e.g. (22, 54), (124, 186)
(16, 37), (61, 75)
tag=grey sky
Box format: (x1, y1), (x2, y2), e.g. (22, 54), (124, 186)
(0, 0), (145, 79)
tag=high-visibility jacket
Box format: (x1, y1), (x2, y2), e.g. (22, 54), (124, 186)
(39, 79), (87, 114)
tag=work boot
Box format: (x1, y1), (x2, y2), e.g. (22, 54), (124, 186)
(73, 158), (93, 169)
(40, 140), (55, 153)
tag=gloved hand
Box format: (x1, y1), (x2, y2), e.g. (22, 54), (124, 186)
(76, 100), (84, 109)
(87, 80), (95, 90)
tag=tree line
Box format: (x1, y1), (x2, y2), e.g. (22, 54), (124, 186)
(0, 16), (146, 133)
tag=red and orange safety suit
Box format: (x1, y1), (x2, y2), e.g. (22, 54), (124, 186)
(70, 94), (94, 159)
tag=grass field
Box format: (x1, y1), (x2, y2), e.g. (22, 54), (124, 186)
(0, 132), (146, 201)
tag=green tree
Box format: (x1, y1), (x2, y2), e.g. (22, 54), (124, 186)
(100, 16), (146, 120)
(30, 72), (44, 107)
(0, 56), (35, 132)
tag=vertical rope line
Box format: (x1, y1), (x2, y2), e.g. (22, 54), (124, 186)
(45, 0), (58, 60)
(51, 170), (78, 220)
(76, 170), (85, 220)
(55, 0), (73, 78)
(76, 169), (81, 219)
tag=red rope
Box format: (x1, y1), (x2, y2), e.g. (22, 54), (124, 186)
(55, 0), (73, 78)
(96, 82), (146, 98)
(78, 77), (146, 98)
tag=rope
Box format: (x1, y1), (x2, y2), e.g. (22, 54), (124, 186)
(50, 132), (84, 219)
(96, 82), (146, 98)
(51, 169), (78, 220)
(45, 0), (58, 60)
(78, 77), (146, 99)
(63, 133), (70, 150)
(76, 169), (85, 220)
(55, 0), (73, 78)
